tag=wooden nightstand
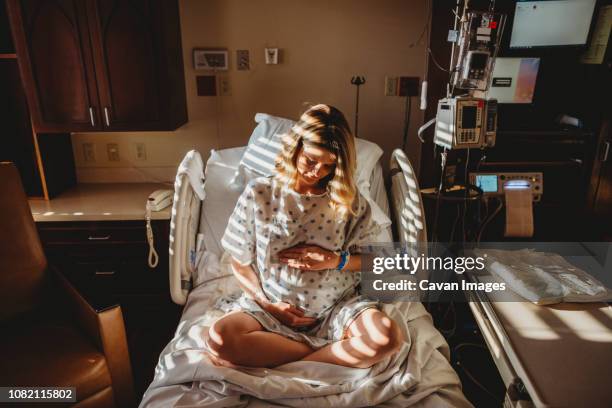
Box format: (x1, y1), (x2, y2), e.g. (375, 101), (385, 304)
(30, 183), (182, 397)
(37, 220), (169, 298)
(36, 219), (181, 397)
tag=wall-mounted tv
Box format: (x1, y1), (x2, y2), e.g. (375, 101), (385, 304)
(509, 0), (597, 49)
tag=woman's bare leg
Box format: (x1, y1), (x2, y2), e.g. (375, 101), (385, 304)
(206, 311), (314, 368)
(301, 308), (403, 368)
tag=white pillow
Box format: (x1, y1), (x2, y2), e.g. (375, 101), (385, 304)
(233, 113), (389, 227)
(234, 113), (383, 186)
(229, 113), (294, 189)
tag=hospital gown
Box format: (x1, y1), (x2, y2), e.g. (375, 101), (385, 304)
(219, 176), (381, 349)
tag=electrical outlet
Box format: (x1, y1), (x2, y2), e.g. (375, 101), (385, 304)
(107, 143), (120, 162)
(135, 143), (147, 160)
(83, 142), (95, 162)
(219, 76), (231, 96)
(384, 76), (398, 96)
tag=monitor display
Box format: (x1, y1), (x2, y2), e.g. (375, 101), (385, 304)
(510, 0), (597, 49)
(475, 174), (499, 193)
(461, 106), (478, 128)
(487, 57), (540, 104)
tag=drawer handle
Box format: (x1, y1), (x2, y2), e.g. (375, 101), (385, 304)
(104, 107), (111, 126)
(88, 107), (96, 127)
(88, 235), (111, 241)
(95, 271), (116, 276)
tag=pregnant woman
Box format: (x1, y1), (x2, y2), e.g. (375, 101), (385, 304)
(208, 104), (403, 368)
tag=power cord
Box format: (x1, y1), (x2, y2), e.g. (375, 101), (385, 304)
(431, 149), (448, 243)
(145, 202), (160, 268)
(402, 96), (412, 152)
(449, 204), (462, 244)
(427, 47), (451, 73)
(476, 196), (503, 244)
(462, 148), (470, 242)
(454, 342), (503, 405)
(439, 301), (457, 338)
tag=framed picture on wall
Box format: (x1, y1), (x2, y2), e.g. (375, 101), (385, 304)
(193, 49), (228, 70)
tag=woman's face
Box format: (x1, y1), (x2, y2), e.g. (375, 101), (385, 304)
(295, 144), (336, 186)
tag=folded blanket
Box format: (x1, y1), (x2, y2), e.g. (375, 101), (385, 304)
(475, 248), (612, 305)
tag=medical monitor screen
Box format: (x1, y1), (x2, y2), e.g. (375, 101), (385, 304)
(510, 0), (597, 48)
(488, 58), (540, 104)
(461, 106), (478, 129)
(475, 175), (499, 193)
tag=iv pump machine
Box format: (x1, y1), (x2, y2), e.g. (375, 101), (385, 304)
(434, 97), (498, 150)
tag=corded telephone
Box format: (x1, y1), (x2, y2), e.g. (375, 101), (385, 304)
(146, 189), (173, 268)
(147, 189), (173, 211)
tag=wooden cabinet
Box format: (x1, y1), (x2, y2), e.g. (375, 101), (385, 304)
(7, 0), (102, 132)
(6, 0), (187, 133)
(1, 1), (76, 198)
(37, 219), (172, 297)
(0, 57), (77, 198)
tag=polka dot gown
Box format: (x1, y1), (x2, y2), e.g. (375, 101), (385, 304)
(220, 177), (381, 345)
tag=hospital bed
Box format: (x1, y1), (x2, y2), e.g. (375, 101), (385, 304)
(139, 143), (472, 407)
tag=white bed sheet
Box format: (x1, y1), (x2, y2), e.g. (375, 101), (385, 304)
(141, 258), (472, 408)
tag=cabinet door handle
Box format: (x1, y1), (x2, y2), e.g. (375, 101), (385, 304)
(104, 107), (111, 126)
(88, 107), (96, 127)
(88, 235), (111, 240)
(95, 271), (116, 276)
(602, 141), (610, 163)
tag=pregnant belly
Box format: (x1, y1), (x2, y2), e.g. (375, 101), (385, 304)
(263, 269), (357, 317)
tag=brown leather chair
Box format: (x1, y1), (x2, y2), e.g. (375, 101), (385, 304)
(0, 162), (135, 407)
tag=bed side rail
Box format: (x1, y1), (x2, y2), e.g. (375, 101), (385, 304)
(169, 150), (205, 305)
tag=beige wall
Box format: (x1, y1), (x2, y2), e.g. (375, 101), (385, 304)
(72, 0), (428, 183)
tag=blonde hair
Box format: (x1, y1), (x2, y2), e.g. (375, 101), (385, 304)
(276, 104), (357, 218)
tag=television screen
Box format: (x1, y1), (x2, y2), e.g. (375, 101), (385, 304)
(487, 57), (540, 104)
(510, 0), (597, 48)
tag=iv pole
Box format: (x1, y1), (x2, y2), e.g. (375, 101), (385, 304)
(350, 76), (366, 137)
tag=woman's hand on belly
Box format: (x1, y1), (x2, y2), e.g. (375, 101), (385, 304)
(278, 244), (340, 271)
(262, 301), (318, 327)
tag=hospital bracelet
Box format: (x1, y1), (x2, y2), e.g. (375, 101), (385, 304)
(336, 250), (350, 271)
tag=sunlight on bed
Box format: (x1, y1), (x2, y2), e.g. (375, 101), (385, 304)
(549, 308), (612, 342)
(501, 303), (561, 340)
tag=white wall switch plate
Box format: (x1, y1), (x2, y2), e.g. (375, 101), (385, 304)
(385, 76), (398, 96)
(218, 76), (231, 96)
(135, 143), (147, 160)
(265, 48), (279, 64)
(83, 142), (95, 162)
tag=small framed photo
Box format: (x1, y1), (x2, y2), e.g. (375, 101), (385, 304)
(193, 49), (228, 70)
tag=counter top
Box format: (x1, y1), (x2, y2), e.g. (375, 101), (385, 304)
(29, 183), (172, 222)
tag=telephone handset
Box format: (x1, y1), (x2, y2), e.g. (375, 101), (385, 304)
(146, 189), (173, 268)
(147, 189), (173, 211)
